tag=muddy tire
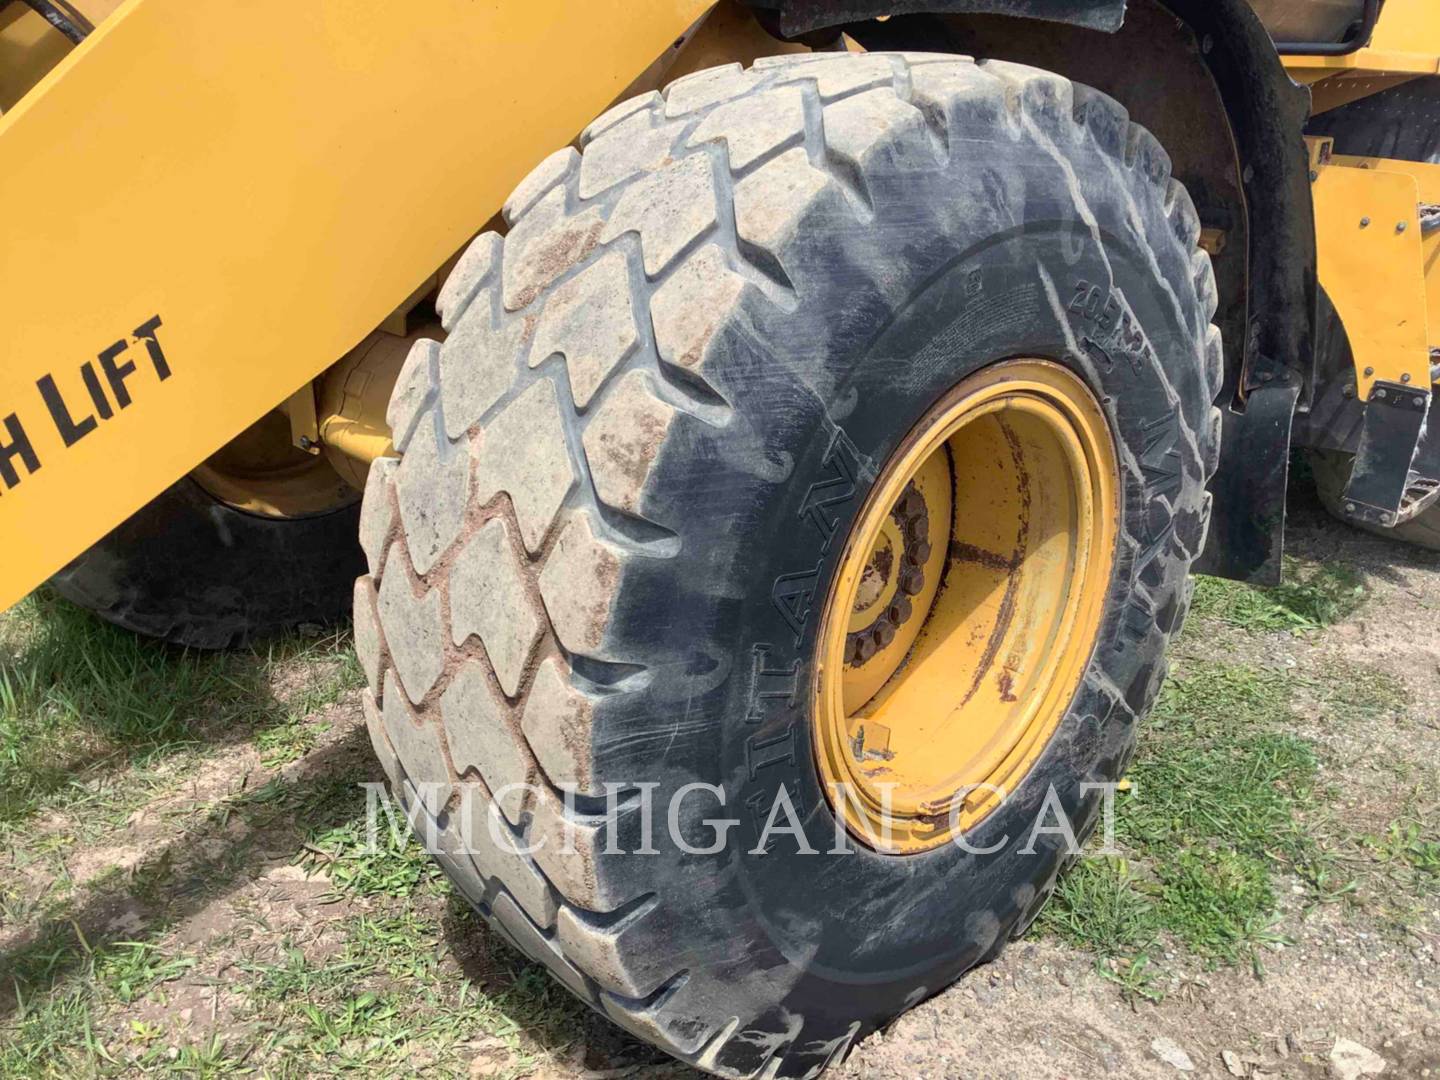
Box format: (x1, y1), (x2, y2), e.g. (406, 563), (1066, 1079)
(359, 54), (1221, 1077)
(1310, 449), (1440, 550)
(52, 479), (364, 649)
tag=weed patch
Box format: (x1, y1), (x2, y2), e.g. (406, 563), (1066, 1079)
(1038, 660), (1326, 990)
(1190, 556), (1365, 632)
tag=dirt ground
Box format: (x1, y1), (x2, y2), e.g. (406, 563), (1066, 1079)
(1, 481), (1436, 1079)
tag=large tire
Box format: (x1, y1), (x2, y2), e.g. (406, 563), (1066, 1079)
(1305, 77), (1440, 548)
(52, 478), (364, 649)
(358, 54), (1221, 1077)
(1310, 449), (1440, 549)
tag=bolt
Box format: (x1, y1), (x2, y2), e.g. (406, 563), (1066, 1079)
(909, 539), (932, 564)
(298, 435), (316, 450)
(1381, 513), (1394, 525)
(1376, 388), (1388, 398)
(875, 621), (896, 648)
(899, 568), (925, 596)
(905, 516), (927, 542)
(1402, 373), (1413, 383)
(888, 595), (912, 625)
(1345, 502), (1357, 513)
(1361, 217), (1372, 228)
(855, 635), (877, 663)
(1398, 220), (1409, 233)
(1343, 385), (1355, 399)
(1364, 366), (1375, 376)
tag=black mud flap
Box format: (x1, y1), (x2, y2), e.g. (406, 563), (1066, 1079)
(1339, 381), (1431, 528)
(1195, 376), (1302, 585)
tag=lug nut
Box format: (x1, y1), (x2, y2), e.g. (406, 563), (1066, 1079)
(888, 595), (912, 624)
(909, 539), (932, 564)
(875, 621), (896, 648)
(899, 568), (925, 595)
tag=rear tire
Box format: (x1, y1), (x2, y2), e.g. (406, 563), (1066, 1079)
(1309, 449), (1440, 550)
(360, 54), (1221, 1077)
(52, 478), (363, 649)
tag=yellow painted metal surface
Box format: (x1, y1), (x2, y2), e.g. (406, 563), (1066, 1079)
(0, 6), (70, 112)
(1283, 0), (1440, 111)
(1311, 155), (1433, 397)
(189, 409), (356, 519)
(1334, 154), (1440, 359)
(814, 361), (1118, 853)
(0, 0), (711, 614)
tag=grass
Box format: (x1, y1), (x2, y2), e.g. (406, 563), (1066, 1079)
(1038, 547), (1436, 997)
(0, 735), (584, 1077)
(302, 817), (442, 899)
(1038, 658), (1330, 991)
(1190, 556), (1365, 632)
(0, 589), (361, 841)
(94, 943), (196, 1006)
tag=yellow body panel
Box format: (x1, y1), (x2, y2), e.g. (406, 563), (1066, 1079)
(1334, 155), (1440, 359)
(1283, 0), (1440, 112)
(0, 0), (710, 613)
(1311, 157), (1433, 397)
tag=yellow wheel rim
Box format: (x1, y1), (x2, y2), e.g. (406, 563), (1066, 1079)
(814, 360), (1119, 853)
(191, 408), (358, 519)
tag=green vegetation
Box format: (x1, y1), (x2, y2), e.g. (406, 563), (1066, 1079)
(1190, 556), (1365, 631)
(1039, 553), (1439, 999)
(0, 589), (361, 839)
(302, 817), (442, 899)
(1038, 660), (1324, 992)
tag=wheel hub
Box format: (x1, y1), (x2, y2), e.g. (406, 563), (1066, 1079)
(814, 360), (1120, 853)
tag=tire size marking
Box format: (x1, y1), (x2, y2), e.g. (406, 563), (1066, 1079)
(1067, 281), (1156, 377)
(0, 315), (171, 494)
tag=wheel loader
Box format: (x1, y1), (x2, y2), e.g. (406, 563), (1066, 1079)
(1, 0), (1437, 1074)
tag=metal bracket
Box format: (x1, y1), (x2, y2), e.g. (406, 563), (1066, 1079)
(1339, 380), (1431, 526)
(1195, 373), (1302, 585)
(283, 383), (321, 456)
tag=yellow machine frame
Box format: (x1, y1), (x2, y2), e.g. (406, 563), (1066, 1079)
(0, 0), (711, 612)
(1282, 0), (1440, 401)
